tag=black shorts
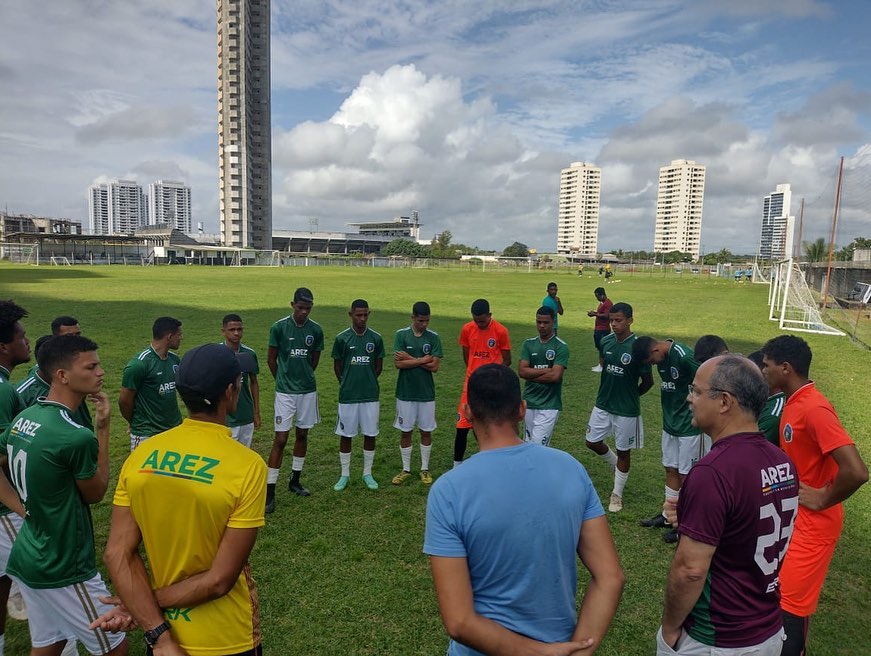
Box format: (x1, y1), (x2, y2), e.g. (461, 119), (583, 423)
(593, 329), (610, 351)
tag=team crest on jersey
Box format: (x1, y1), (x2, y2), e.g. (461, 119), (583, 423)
(423, 343), (431, 354)
(305, 334), (314, 346)
(670, 366), (679, 380)
(172, 365), (179, 375)
(487, 338), (496, 348)
(783, 423), (793, 443)
(546, 349), (555, 361)
(621, 353), (631, 365)
(366, 342), (375, 353)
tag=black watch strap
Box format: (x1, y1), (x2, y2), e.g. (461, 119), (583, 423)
(143, 621), (171, 647)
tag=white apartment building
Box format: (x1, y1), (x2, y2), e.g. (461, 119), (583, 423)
(217, 0), (272, 250)
(653, 159), (706, 260)
(88, 180), (148, 235)
(759, 183), (794, 261)
(148, 180), (192, 232)
(556, 162), (601, 256)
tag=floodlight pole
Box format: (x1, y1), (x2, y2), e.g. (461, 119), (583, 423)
(822, 156), (844, 310)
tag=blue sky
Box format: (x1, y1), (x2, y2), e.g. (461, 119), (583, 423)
(1, 0), (869, 253)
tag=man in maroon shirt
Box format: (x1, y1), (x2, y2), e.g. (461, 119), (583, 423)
(658, 355), (798, 655)
(587, 287), (612, 372)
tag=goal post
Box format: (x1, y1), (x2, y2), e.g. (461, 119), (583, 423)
(0, 242), (39, 265)
(50, 256), (72, 266)
(769, 259), (843, 336)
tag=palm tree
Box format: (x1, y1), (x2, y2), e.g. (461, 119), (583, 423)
(803, 238), (829, 263)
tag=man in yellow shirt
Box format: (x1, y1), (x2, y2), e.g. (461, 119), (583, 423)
(98, 343), (266, 656)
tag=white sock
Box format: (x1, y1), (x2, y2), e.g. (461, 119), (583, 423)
(292, 456), (305, 473)
(399, 446), (412, 471)
(420, 444), (432, 471)
(665, 485), (680, 504)
(339, 452), (351, 477)
(453, 460), (462, 469)
(599, 449), (618, 468)
(267, 467), (280, 485)
(363, 449), (375, 476)
(613, 469), (629, 497)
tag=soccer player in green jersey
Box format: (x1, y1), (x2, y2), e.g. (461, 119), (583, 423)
(221, 313), (261, 448)
(541, 282), (564, 334)
(0, 334), (128, 656)
(748, 350), (785, 447)
(50, 316), (81, 336)
(518, 306), (569, 447)
(584, 302), (653, 513)
(266, 288), (324, 510)
(0, 301), (30, 656)
(332, 299), (385, 491)
(119, 316), (183, 451)
(391, 301), (442, 486)
(633, 336), (705, 543)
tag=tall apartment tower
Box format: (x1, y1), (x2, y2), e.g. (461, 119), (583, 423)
(759, 183), (794, 261)
(217, 0), (272, 250)
(148, 180), (193, 232)
(556, 162), (601, 256)
(653, 159), (706, 260)
(88, 180), (148, 235)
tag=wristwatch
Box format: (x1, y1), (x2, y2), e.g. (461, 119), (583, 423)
(143, 621), (171, 647)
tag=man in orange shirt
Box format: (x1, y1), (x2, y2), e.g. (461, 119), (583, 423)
(761, 335), (868, 656)
(452, 299), (511, 466)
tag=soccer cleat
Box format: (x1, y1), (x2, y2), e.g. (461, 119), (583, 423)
(289, 480), (311, 497)
(362, 474), (379, 490)
(640, 513), (671, 528)
(420, 470), (433, 485)
(265, 496), (276, 514)
(608, 493), (623, 512)
(591, 364), (603, 373)
(6, 587), (26, 621)
(663, 528), (679, 544)
(392, 470), (412, 485)
(333, 476), (350, 492)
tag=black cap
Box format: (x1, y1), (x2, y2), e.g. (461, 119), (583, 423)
(294, 287), (314, 303)
(176, 344), (255, 402)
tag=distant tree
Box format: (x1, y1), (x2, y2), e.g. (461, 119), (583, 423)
(382, 238), (429, 257)
(835, 236), (871, 261)
(431, 230), (461, 259)
(702, 248), (734, 265)
(803, 238), (829, 263)
(660, 250), (691, 265)
(502, 241), (530, 258)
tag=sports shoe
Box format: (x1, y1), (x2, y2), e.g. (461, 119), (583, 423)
(591, 364), (603, 373)
(333, 476), (350, 492)
(289, 480), (311, 497)
(392, 470), (412, 485)
(420, 470), (433, 485)
(663, 528), (679, 544)
(265, 496), (276, 514)
(362, 474), (379, 490)
(608, 493), (623, 512)
(640, 513), (671, 528)
(6, 586), (26, 621)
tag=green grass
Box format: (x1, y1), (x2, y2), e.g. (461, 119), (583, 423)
(1, 264), (868, 655)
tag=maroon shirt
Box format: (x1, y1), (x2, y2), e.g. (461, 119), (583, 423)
(678, 432), (798, 647)
(594, 299), (613, 331)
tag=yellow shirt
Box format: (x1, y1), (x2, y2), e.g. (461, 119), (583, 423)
(114, 418), (267, 655)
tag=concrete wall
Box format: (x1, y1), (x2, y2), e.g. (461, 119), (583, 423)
(805, 262), (871, 298)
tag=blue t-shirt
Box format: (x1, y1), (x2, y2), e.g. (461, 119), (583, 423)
(423, 442), (604, 655)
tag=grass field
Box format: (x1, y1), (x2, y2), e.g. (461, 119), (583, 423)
(1, 264), (868, 656)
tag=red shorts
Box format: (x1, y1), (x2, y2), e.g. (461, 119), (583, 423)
(779, 529), (839, 616)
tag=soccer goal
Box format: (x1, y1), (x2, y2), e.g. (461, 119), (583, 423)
(0, 242), (39, 265)
(50, 256), (72, 266)
(769, 259), (843, 336)
(750, 260), (770, 284)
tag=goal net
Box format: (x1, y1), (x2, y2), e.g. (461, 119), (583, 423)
(769, 259), (843, 336)
(751, 260), (770, 284)
(50, 256), (72, 266)
(0, 243), (39, 265)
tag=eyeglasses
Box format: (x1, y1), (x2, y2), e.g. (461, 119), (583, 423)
(689, 383), (735, 398)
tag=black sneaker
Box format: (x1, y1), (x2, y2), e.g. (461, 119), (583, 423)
(289, 480), (311, 497)
(640, 513), (671, 528)
(663, 528), (679, 544)
(265, 496), (276, 514)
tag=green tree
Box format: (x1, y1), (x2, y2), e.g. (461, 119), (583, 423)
(502, 241), (530, 257)
(660, 250), (691, 265)
(835, 236), (871, 261)
(702, 248), (734, 266)
(382, 238), (429, 257)
(803, 238), (829, 263)
(431, 230), (460, 259)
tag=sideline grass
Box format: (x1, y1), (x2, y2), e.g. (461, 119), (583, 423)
(1, 264), (868, 655)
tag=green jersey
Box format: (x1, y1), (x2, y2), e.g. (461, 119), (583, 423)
(520, 335), (569, 410)
(332, 327), (385, 404)
(225, 343), (259, 427)
(16, 364), (93, 430)
(0, 365), (25, 518)
(121, 346), (182, 437)
(758, 392), (785, 446)
(541, 295), (560, 329)
(393, 326), (443, 402)
(596, 332), (651, 417)
(268, 316), (324, 394)
(0, 399), (99, 588)
(657, 341), (699, 436)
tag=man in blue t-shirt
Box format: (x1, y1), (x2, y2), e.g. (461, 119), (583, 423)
(424, 364), (624, 655)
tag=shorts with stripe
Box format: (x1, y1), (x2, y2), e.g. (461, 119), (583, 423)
(11, 572), (126, 655)
(335, 402), (380, 438)
(661, 431), (710, 474)
(394, 400), (436, 432)
(0, 512), (22, 576)
(524, 409), (559, 447)
(231, 422), (255, 448)
(130, 433), (153, 451)
(586, 406), (644, 451)
(274, 392), (320, 431)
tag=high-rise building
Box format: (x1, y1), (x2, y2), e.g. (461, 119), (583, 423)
(88, 179), (148, 235)
(556, 162), (601, 256)
(653, 159), (706, 260)
(759, 183), (794, 261)
(217, 0), (272, 250)
(148, 180), (193, 232)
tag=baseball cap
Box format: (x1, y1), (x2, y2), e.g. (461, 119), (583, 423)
(176, 344), (255, 402)
(294, 287), (314, 303)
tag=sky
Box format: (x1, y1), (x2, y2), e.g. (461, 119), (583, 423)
(2, 0), (870, 254)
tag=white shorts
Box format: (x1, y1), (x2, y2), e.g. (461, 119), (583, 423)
(524, 409), (559, 447)
(586, 407), (644, 451)
(0, 512), (22, 576)
(394, 400), (436, 432)
(336, 402), (380, 438)
(656, 625), (785, 655)
(129, 433), (151, 451)
(11, 572), (126, 655)
(231, 423), (255, 448)
(274, 391), (320, 431)
(662, 431), (710, 474)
